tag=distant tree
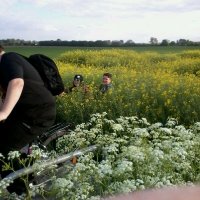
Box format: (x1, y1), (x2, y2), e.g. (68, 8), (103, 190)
(176, 39), (193, 46)
(119, 40), (124, 44)
(150, 37), (158, 45)
(1, 37), (199, 47)
(170, 41), (176, 46)
(111, 40), (124, 46)
(94, 40), (111, 47)
(103, 40), (112, 46)
(160, 39), (170, 46)
(125, 40), (135, 46)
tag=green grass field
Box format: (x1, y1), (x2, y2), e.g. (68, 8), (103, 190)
(4, 46), (200, 58)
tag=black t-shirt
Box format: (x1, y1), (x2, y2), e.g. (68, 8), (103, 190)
(0, 52), (56, 126)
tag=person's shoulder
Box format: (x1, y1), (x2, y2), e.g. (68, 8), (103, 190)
(2, 52), (22, 60)
(4, 52), (18, 56)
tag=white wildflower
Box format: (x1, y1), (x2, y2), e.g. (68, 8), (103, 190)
(150, 130), (160, 138)
(140, 118), (150, 126)
(102, 112), (107, 117)
(122, 146), (145, 161)
(133, 128), (149, 137)
(165, 118), (178, 127)
(104, 143), (119, 153)
(107, 180), (137, 194)
(52, 178), (73, 196)
(0, 153), (4, 159)
(7, 151), (20, 160)
(112, 123), (124, 132)
(149, 122), (163, 130)
(114, 160), (133, 175)
(98, 160), (113, 178)
(191, 122), (200, 133)
(153, 149), (164, 159)
(159, 127), (172, 135)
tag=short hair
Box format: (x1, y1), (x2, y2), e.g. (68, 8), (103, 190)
(103, 73), (112, 78)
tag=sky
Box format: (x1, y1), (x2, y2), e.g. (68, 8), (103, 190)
(0, 0), (199, 43)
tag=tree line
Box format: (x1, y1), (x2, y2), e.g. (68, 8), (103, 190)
(0, 38), (199, 47)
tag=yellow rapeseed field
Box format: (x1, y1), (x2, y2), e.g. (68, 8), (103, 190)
(55, 49), (200, 126)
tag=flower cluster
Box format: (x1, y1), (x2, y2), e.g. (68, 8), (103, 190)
(50, 113), (200, 199)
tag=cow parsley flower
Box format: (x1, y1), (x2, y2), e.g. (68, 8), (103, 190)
(112, 123), (124, 132)
(0, 153), (4, 159)
(159, 127), (172, 135)
(133, 128), (149, 137)
(165, 118), (178, 127)
(149, 122), (163, 130)
(114, 160), (133, 175)
(98, 160), (113, 178)
(7, 151), (20, 160)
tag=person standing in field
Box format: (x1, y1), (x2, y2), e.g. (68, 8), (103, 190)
(99, 73), (113, 93)
(0, 50), (56, 194)
(65, 74), (89, 94)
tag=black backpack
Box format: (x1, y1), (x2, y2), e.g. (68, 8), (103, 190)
(27, 54), (64, 96)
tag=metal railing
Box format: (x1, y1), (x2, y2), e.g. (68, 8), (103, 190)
(1, 145), (98, 183)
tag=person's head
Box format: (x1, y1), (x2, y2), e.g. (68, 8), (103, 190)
(0, 45), (5, 56)
(73, 74), (83, 87)
(102, 73), (112, 85)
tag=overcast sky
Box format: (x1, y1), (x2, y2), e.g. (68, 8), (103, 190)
(0, 0), (199, 43)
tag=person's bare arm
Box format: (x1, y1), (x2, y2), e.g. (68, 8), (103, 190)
(0, 78), (24, 121)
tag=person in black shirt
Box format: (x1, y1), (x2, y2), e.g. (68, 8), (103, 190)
(0, 52), (56, 154)
(0, 52), (56, 194)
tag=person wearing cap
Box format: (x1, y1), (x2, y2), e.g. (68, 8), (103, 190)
(99, 73), (113, 94)
(65, 74), (89, 94)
